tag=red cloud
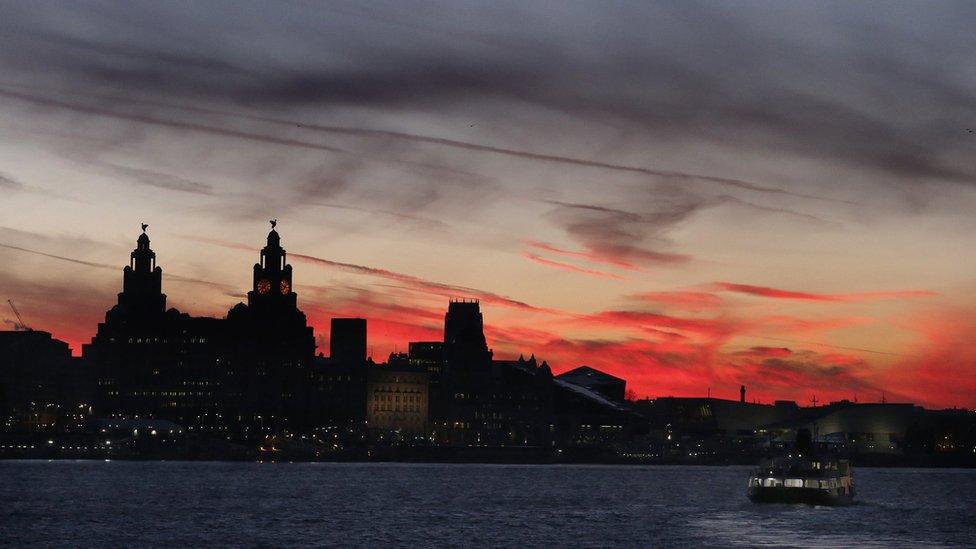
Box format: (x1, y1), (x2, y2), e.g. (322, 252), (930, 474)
(521, 252), (625, 280)
(884, 309), (976, 409)
(631, 290), (723, 310)
(524, 240), (641, 270)
(574, 310), (739, 340)
(714, 282), (936, 302)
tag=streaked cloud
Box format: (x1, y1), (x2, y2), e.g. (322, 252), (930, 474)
(714, 282), (936, 302)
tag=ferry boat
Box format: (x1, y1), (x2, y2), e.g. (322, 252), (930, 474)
(747, 430), (855, 506)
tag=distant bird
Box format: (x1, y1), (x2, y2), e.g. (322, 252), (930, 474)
(968, 128), (975, 134)
(468, 123), (476, 128)
(141, 223), (149, 233)
(270, 219), (277, 229)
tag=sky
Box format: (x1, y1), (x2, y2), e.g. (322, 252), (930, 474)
(0, 1), (974, 408)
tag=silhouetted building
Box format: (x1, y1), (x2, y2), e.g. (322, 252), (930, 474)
(0, 330), (86, 432)
(84, 230), (224, 430)
(435, 300), (496, 444)
(486, 355), (555, 446)
(330, 318), (367, 363)
(556, 366), (626, 402)
(443, 299), (492, 367)
(308, 356), (367, 437)
(552, 372), (641, 448)
(225, 224), (316, 433)
(408, 342), (443, 377)
(792, 401), (918, 454)
(408, 341), (444, 421)
(86, 224), (315, 436)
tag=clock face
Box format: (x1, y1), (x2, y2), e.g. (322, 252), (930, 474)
(279, 279), (291, 294)
(256, 278), (271, 294)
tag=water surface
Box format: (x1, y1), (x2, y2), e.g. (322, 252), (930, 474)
(1, 461), (973, 547)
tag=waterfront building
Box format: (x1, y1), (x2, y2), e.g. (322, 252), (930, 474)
(0, 330), (85, 432)
(224, 223), (315, 433)
(555, 366), (626, 402)
(85, 224), (314, 435)
(83, 229), (225, 430)
(366, 362), (429, 439)
(330, 318), (367, 363)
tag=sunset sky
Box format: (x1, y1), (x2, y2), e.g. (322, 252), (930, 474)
(1, 1), (974, 408)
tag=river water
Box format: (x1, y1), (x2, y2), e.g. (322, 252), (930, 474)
(1, 461), (973, 547)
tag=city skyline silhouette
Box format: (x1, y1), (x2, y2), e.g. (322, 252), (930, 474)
(1, 2), (975, 412)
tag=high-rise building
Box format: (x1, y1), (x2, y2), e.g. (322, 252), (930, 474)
(330, 318), (367, 363)
(0, 330), (80, 432)
(443, 299), (491, 367)
(225, 222), (316, 433)
(84, 228), (223, 428)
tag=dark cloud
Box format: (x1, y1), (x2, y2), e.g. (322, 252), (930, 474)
(542, 196), (699, 268)
(0, 88), (344, 155)
(96, 162), (215, 195)
(0, 172), (24, 190)
(308, 202), (449, 231)
(2, 1), (975, 190)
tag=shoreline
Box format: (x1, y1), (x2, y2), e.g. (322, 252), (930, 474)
(3, 455), (974, 469)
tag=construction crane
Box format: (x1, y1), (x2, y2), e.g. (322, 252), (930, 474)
(7, 299), (31, 331)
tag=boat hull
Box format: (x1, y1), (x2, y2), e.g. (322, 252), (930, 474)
(748, 486), (854, 506)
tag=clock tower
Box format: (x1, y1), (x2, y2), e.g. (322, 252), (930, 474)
(248, 220), (297, 310)
(226, 220), (316, 432)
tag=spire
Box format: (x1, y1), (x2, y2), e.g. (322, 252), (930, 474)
(131, 224), (155, 272)
(117, 223), (165, 316)
(261, 220), (285, 271)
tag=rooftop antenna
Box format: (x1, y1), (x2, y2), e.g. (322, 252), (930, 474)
(6, 300), (31, 331)
(810, 395), (818, 408)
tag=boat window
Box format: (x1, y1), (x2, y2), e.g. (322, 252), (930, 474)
(763, 478), (779, 487)
(784, 479), (804, 488)
(804, 480), (819, 488)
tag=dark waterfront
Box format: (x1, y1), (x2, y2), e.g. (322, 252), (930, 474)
(1, 462), (974, 547)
